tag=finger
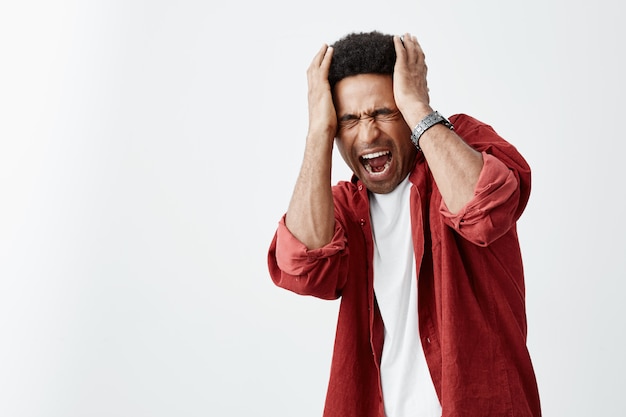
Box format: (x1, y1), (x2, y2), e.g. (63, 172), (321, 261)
(408, 34), (427, 67)
(411, 34), (426, 62)
(319, 45), (333, 72)
(402, 32), (420, 63)
(310, 43), (330, 68)
(393, 35), (406, 62)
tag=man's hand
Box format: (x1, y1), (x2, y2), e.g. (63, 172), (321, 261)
(392, 33), (433, 127)
(393, 33), (484, 214)
(285, 44), (337, 249)
(306, 44), (337, 141)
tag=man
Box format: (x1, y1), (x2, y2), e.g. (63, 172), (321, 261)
(267, 31), (541, 417)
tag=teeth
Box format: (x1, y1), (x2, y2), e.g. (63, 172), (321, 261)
(361, 151), (390, 160)
(364, 158), (391, 175)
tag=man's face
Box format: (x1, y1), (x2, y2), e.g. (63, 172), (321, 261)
(333, 73), (417, 194)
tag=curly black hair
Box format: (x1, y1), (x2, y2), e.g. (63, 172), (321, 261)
(328, 31), (396, 88)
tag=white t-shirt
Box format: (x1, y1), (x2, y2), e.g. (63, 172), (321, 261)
(370, 176), (442, 417)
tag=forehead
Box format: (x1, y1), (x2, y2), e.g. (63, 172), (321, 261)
(333, 73), (395, 114)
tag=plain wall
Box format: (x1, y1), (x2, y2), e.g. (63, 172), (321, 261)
(1, 0), (624, 415)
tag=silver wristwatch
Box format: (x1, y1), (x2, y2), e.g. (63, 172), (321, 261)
(410, 111), (454, 151)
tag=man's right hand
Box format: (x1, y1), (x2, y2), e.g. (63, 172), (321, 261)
(306, 44), (337, 141)
(284, 44), (337, 249)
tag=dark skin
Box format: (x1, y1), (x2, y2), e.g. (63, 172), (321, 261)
(286, 33), (483, 249)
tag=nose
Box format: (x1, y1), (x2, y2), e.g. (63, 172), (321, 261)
(356, 118), (380, 145)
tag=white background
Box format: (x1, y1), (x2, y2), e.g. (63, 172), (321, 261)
(1, 0), (624, 416)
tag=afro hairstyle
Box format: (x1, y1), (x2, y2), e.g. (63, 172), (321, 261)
(328, 31), (396, 88)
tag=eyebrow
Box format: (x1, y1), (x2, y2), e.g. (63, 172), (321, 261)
(338, 107), (396, 122)
(338, 113), (359, 122)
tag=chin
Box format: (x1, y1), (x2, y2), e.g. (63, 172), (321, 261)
(362, 180), (397, 194)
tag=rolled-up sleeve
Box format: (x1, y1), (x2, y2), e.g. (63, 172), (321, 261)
(440, 153), (520, 246)
(268, 216), (349, 299)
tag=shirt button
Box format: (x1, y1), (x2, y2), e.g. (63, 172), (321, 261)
(358, 184), (363, 191)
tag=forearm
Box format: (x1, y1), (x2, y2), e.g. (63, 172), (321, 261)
(269, 215), (348, 299)
(405, 105), (483, 213)
(392, 35), (483, 213)
(285, 43), (337, 249)
(285, 131), (336, 249)
(439, 153), (521, 246)
(419, 121), (484, 213)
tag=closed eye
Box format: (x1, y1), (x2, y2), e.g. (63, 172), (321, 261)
(337, 108), (401, 131)
(338, 114), (360, 131)
(371, 108), (402, 122)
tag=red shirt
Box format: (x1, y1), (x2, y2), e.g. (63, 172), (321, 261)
(267, 114), (541, 416)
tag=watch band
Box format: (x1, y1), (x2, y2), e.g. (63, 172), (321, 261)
(410, 111), (454, 151)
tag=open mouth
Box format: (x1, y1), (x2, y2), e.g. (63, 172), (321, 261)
(360, 151), (391, 175)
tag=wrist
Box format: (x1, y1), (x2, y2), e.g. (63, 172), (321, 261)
(409, 111), (454, 151)
(305, 129), (335, 157)
(399, 102), (433, 129)
(307, 122), (337, 141)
